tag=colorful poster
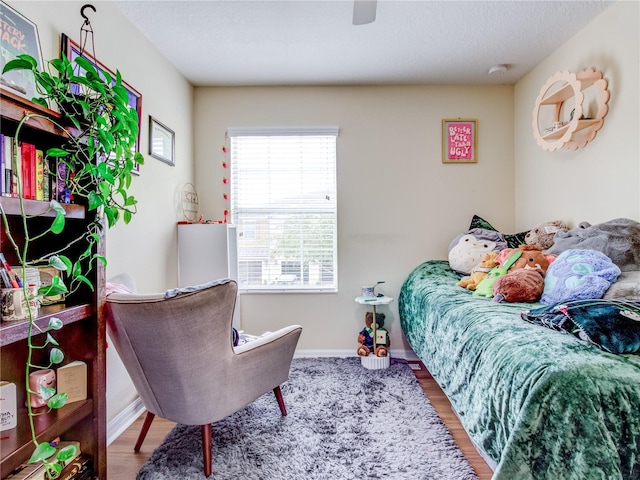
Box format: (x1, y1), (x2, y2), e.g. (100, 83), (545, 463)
(0, 2), (43, 99)
(442, 119), (478, 163)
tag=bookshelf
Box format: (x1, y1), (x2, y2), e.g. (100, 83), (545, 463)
(0, 89), (106, 479)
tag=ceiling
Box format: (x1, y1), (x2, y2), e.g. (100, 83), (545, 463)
(112, 0), (613, 86)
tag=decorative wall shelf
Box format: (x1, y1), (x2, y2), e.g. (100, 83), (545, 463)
(532, 68), (610, 151)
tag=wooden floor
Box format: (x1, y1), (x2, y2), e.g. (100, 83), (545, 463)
(107, 360), (493, 479)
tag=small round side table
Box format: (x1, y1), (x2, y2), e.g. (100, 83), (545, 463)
(355, 295), (394, 370)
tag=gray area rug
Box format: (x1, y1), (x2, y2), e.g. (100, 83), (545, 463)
(137, 357), (479, 479)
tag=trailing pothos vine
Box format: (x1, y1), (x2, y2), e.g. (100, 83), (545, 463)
(2, 52), (143, 477)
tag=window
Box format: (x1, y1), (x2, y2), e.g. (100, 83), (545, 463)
(228, 127), (338, 292)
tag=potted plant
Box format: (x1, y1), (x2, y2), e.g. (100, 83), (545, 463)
(2, 51), (143, 477)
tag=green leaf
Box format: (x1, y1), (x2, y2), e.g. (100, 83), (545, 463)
(124, 210), (132, 224)
(48, 317), (63, 330)
(28, 442), (57, 463)
(75, 275), (94, 291)
(40, 277), (68, 297)
(38, 386), (55, 401)
(48, 255), (69, 271)
(49, 348), (64, 364)
(56, 444), (79, 462)
(49, 200), (66, 215)
(46, 148), (69, 158)
(95, 255), (107, 267)
(88, 191), (103, 210)
(32, 97), (48, 108)
(50, 210), (65, 234)
(74, 56), (99, 78)
(2, 56), (36, 74)
(45, 333), (59, 346)
(47, 392), (68, 409)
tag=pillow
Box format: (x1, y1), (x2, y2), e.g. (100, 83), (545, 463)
(521, 300), (640, 354)
(541, 249), (621, 305)
(469, 215), (529, 249)
(604, 271), (640, 300)
(165, 278), (233, 298)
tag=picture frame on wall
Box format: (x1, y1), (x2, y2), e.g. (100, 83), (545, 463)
(149, 116), (175, 166)
(442, 118), (478, 164)
(0, 2), (44, 99)
(61, 33), (143, 174)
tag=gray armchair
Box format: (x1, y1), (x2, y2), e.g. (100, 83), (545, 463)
(105, 278), (302, 477)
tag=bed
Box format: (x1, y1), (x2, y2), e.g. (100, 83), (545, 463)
(399, 260), (640, 480)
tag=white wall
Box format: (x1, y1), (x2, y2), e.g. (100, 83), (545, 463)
(5, 1), (195, 422)
(194, 85), (515, 353)
(514, 0), (640, 228)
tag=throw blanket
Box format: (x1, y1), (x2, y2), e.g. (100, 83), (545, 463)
(546, 217), (640, 271)
(399, 261), (640, 480)
(521, 299), (640, 354)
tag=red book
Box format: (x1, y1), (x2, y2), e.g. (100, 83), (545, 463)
(20, 143), (36, 200)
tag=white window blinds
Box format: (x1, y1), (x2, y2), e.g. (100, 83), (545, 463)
(228, 127), (339, 292)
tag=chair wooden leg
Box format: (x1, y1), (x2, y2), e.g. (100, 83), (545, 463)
(201, 424), (212, 477)
(273, 386), (287, 416)
(134, 411), (155, 452)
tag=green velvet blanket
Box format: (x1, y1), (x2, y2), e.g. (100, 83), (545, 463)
(399, 260), (640, 480)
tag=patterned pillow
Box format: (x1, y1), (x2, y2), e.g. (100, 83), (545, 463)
(469, 215), (529, 249)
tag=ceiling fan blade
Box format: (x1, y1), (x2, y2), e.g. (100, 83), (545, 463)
(353, 0), (377, 25)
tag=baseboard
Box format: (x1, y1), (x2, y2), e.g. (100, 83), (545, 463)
(107, 396), (146, 446)
(294, 349), (419, 360)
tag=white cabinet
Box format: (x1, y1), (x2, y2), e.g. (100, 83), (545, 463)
(177, 223), (240, 327)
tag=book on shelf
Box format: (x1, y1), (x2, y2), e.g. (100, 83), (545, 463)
(2, 133), (14, 197)
(4, 461), (45, 480)
(56, 361), (87, 403)
(55, 160), (68, 203)
(0, 380), (17, 431)
(35, 148), (44, 201)
(20, 142), (34, 200)
(47, 454), (92, 480)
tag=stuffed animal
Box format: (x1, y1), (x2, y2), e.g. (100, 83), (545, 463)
(493, 267), (545, 303)
(541, 249), (621, 305)
(508, 244), (555, 273)
(448, 233), (500, 275)
(457, 252), (500, 291)
(525, 220), (570, 251)
(357, 311), (390, 357)
(474, 249), (523, 297)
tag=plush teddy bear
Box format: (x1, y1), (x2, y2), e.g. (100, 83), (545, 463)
(457, 252), (500, 291)
(524, 220), (570, 251)
(357, 311), (390, 357)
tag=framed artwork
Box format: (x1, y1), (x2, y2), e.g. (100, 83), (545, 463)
(149, 116), (175, 166)
(0, 2), (43, 99)
(61, 33), (142, 174)
(442, 118), (478, 164)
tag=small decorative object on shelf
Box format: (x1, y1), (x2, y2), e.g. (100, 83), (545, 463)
(532, 68), (610, 151)
(180, 182), (199, 222)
